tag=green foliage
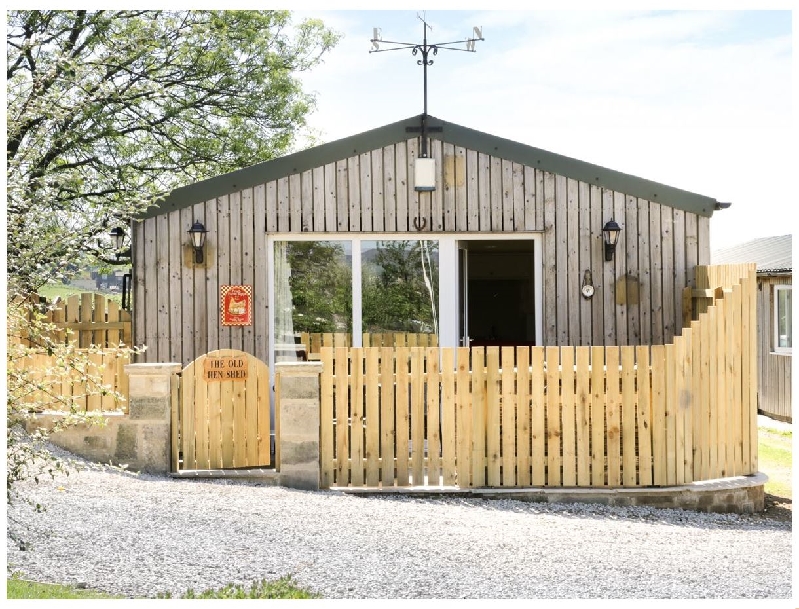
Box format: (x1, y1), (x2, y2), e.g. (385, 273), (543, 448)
(362, 240), (439, 333)
(285, 241), (352, 333)
(160, 576), (320, 599)
(6, 9), (337, 505)
(36, 283), (101, 302)
(7, 10), (340, 292)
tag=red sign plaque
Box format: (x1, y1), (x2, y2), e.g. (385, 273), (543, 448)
(220, 285), (252, 326)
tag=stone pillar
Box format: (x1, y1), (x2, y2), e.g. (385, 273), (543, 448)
(123, 363), (182, 473)
(276, 361), (323, 491)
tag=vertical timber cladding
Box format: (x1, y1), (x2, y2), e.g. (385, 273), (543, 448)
(135, 186), (270, 365)
(133, 135), (711, 364)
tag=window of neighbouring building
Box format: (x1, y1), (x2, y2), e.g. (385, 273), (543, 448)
(774, 284), (792, 354)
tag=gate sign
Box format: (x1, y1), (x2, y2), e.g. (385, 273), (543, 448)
(203, 356), (249, 382)
(221, 285), (252, 326)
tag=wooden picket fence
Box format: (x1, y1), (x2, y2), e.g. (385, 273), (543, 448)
(684, 263), (755, 325)
(320, 264), (757, 489)
(8, 292), (132, 413)
(297, 332), (438, 360)
(10, 292), (132, 348)
(8, 349), (131, 413)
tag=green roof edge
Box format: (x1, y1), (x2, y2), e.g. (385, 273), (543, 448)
(139, 114), (719, 220)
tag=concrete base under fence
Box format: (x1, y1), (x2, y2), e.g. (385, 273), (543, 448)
(25, 408), (765, 513)
(170, 469), (280, 485)
(333, 473), (768, 515)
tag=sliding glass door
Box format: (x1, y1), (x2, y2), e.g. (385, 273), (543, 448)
(268, 233), (541, 366)
(270, 237), (439, 362)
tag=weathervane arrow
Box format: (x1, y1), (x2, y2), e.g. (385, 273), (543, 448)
(370, 13), (484, 158)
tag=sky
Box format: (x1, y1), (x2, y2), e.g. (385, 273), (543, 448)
(290, 7), (793, 254)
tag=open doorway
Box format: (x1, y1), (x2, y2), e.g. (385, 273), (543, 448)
(459, 240), (537, 347)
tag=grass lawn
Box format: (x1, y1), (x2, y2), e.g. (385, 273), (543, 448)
(758, 426), (792, 500)
(34, 283), (123, 306)
(6, 575), (318, 600)
(36, 283), (94, 301)
(7, 577), (123, 599)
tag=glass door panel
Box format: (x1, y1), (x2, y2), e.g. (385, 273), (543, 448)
(361, 239), (439, 347)
(273, 240), (352, 361)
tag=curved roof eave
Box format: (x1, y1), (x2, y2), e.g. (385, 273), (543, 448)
(138, 114), (720, 220)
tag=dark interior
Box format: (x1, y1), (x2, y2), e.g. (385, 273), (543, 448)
(462, 240), (536, 347)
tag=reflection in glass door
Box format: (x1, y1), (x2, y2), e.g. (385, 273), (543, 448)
(361, 239), (439, 347)
(272, 240), (352, 361)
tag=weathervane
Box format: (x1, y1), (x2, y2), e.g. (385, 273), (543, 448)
(370, 13), (484, 160)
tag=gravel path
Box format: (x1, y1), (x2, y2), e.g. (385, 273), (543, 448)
(6, 450), (792, 600)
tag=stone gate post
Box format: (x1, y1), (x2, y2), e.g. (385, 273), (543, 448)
(123, 362), (182, 473)
(275, 361), (323, 491)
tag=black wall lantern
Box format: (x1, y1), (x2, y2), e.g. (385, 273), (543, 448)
(107, 226), (132, 310)
(602, 219), (622, 262)
(188, 220), (208, 264)
(109, 226), (131, 261)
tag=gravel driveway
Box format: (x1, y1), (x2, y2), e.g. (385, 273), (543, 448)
(6, 452), (792, 599)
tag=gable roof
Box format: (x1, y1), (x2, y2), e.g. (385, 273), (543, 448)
(712, 234), (792, 273)
(140, 114), (725, 220)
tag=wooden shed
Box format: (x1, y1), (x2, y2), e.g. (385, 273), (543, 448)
(132, 113), (728, 368)
(131, 114), (765, 496)
(714, 235), (792, 422)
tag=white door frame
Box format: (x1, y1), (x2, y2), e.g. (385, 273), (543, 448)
(445, 233), (543, 349)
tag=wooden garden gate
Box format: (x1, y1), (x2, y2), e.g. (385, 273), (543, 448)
(173, 349), (271, 471)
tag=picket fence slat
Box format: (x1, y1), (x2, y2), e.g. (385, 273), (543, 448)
(335, 347), (350, 485)
(561, 347), (576, 487)
(410, 347), (424, 485)
(380, 346), (396, 486)
(426, 346), (442, 486)
(621, 347), (637, 486)
(590, 346), (605, 486)
(365, 348), (380, 487)
(456, 347), (472, 487)
(501, 346), (516, 486)
(395, 346), (410, 486)
(546, 346), (560, 487)
(485, 347), (501, 486)
(575, 346), (591, 486)
(530, 347), (546, 486)
(441, 348), (457, 486)
(350, 348), (364, 486)
(606, 346), (621, 486)
(515, 346), (531, 487)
